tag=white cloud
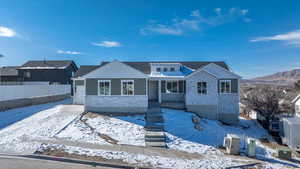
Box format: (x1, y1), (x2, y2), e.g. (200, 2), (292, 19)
(57, 50), (82, 55)
(214, 8), (221, 15)
(191, 10), (200, 17)
(241, 9), (248, 15)
(0, 26), (16, 37)
(91, 41), (122, 48)
(141, 8), (250, 36)
(250, 29), (300, 47)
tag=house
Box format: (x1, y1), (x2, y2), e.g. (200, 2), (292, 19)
(280, 95), (300, 151)
(72, 60), (241, 124)
(292, 94), (300, 116)
(0, 66), (22, 83)
(17, 60), (78, 84)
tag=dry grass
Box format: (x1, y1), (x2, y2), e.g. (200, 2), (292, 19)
(259, 138), (279, 150)
(240, 113), (252, 120)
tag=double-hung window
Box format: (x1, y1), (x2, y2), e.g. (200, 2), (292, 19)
(122, 80), (134, 96)
(220, 80), (231, 94)
(98, 80), (111, 96)
(166, 81), (178, 93)
(197, 82), (207, 94)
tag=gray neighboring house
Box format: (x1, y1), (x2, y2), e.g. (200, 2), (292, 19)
(72, 60), (241, 124)
(0, 66), (22, 83)
(18, 60), (78, 84)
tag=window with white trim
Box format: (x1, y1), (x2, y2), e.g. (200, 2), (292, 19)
(163, 67), (168, 72)
(197, 82), (207, 94)
(220, 80), (231, 94)
(166, 81), (179, 93)
(98, 80), (111, 96)
(122, 80), (134, 95)
(170, 67), (175, 72)
(156, 67), (161, 72)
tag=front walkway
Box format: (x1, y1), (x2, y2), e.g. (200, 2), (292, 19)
(144, 102), (166, 148)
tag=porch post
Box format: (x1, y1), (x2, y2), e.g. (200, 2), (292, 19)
(158, 80), (162, 103)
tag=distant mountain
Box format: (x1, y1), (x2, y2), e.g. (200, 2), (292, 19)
(243, 69), (300, 86)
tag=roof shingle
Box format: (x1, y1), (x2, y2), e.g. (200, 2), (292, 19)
(74, 61), (229, 78)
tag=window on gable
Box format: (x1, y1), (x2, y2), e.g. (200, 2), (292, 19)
(163, 67), (168, 72)
(98, 80), (111, 96)
(122, 80), (134, 96)
(170, 67), (175, 72)
(156, 67), (161, 72)
(197, 82), (207, 94)
(220, 80), (231, 94)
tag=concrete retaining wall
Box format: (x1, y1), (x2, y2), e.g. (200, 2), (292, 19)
(0, 94), (70, 111)
(0, 85), (71, 101)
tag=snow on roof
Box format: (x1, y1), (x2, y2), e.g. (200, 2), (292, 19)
(150, 71), (186, 77)
(18, 66), (67, 69)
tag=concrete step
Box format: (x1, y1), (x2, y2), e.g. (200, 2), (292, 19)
(146, 141), (166, 148)
(145, 137), (166, 142)
(144, 127), (164, 132)
(146, 116), (164, 123)
(145, 131), (165, 137)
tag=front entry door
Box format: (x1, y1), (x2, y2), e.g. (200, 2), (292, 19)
(148, 81), (158, 101)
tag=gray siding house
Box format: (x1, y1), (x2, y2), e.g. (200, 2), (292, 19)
(73, 60), (241, 124)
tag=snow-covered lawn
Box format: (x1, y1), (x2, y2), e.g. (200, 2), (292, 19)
(163, 108), (300, 169)
(57, 113), (146, 146)
(0, 99), (83, 153)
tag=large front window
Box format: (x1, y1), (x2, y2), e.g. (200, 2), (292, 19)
(166, 81), (179, 93)
(122, 80), (134, 95)
(220, 80), (231, 94)
(98, 80), (111, 96)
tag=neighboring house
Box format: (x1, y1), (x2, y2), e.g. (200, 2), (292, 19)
(292, 94), (300, 116)
(18, 60), (78, 84)
(0, 66), (22, 83)
(72, 60), (241, 124)
(280, 95), (300, 151)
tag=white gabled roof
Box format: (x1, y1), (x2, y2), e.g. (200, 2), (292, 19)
(82, 60), (147, 78)
(186, 63), (241, 79)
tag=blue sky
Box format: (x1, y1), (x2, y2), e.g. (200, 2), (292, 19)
(0, 0), (300, 78)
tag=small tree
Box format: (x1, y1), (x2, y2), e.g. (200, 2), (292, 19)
(243, 87), (282, 118)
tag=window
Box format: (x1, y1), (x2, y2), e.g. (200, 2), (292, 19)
(24, 71), (31, 78)
(220, 80), (231, 94)
(166, 81), (179, 93)
(156, 67), (161, 72)
(296, 105), (300, 112)
(98, 80), (111, 96)
(122, 80), (134, 96)
(170, 67), (175, 72)
(197, 82), (207, 94)
(163, 67), (168, 72)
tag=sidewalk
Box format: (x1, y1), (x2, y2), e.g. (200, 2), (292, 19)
(39, 139), (203, 160)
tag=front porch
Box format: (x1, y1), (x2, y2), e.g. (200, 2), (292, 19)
(148, 79), (186, 109)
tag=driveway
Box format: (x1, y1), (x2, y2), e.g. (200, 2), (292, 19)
(0, 100), (84, 154)
(0, 99), (72, 130)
